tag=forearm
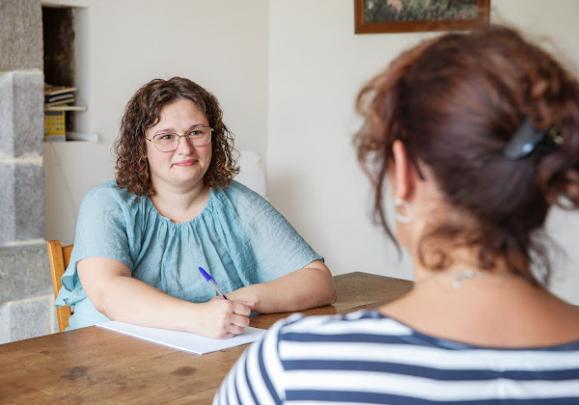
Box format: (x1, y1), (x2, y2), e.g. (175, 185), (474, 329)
(96, 276), (202, 332)
(78, 257), (253, 337)
(230, 264), (337, 313)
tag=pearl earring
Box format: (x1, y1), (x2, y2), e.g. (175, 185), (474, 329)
(394, 198), (414, 224)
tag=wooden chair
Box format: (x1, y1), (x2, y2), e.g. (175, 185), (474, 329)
(47, 240), (74, 332)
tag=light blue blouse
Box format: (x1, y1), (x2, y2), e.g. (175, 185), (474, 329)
(55, 180), (322, 329)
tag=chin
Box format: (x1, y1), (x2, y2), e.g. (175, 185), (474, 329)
(176, 175), (204, 186)
(177, 170), (208, 185)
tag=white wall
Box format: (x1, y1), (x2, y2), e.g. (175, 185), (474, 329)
(266, 0), (579, 304)
(78, 0), (269, 150)
(44, 0), (269, 243)
(267, 0), (423, 280)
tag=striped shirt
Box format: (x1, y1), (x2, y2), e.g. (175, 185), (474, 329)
(214, 310), (579, 404)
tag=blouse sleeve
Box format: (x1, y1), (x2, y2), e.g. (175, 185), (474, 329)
(230, 183), (323, 283)
(56, 184), (135, 306)
(213, 316), (299, 405)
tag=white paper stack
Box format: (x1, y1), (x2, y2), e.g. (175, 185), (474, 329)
(97, 321), (265, 355)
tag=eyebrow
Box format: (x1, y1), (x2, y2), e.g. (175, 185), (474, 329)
(152, 123), (208, 135)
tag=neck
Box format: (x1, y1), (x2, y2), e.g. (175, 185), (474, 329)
(150, 181), (209, 223)
(416, 267), (523, 289)
(412, 249), (526, 289)
(411, 243), (525, 281)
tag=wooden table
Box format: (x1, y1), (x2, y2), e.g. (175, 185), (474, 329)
(0, 272), (412, 404)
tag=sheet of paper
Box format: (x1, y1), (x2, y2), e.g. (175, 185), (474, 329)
(97, 320), (265, 355)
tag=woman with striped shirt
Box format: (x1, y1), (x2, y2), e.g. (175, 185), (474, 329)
(215, 25), (579, 404)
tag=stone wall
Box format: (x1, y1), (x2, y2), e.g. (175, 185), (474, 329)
(0, 0), (55, 343)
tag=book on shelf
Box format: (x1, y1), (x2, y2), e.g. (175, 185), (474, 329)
(45, 105), (87, 112)
(45, 94), (76, 105)
(44, 85), (77, 96)
(45, 98), (76, 107)
(43, 84), (90, 142)
(44, 110), (65, 138)
(44, 84), (77, 107)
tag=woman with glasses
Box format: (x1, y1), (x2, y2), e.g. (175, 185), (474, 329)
(56, 77), (336, 336)
(215, 26), (579, 404)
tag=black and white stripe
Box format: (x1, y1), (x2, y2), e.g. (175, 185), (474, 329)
(214, 311), (579, 404)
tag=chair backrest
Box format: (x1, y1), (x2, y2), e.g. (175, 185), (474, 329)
(47, 240), (73, 332)
(234, 150), (267, 197)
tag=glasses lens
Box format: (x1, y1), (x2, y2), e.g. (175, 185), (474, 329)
(153, 133), (178, 151)
(187, 127), (212, 145)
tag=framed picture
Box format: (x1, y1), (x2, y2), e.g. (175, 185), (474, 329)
(355, 0), (490, 34)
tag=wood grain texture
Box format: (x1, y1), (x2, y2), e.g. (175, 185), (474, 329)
(46, 240), (73, 332)
(0, 272), (412, 404)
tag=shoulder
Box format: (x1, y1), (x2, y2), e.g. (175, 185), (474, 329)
(214, 180), (273, 214)
(273, 310), (414, 342)
(220, 180), (267, 203)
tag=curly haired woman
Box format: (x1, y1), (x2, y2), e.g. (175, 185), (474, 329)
(56, 77), (336, 337)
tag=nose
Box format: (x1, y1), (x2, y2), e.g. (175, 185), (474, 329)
(175, 134), (195, 154)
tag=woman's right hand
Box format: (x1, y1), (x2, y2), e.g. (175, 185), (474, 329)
(192, 298), (254, 338)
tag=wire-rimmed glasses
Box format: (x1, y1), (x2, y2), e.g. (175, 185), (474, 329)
(146, 125), (213, 152)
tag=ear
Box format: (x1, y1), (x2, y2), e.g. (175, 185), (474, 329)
(390, 140), (416, 201)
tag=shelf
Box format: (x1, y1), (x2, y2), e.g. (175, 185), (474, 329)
(45, 105), (87, 112)
(45, 131), (98, 143)
(42, 0), (91, 7)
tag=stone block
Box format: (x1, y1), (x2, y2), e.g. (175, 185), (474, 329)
(0, 304), (9, 343)
(0, 243), (51, 303)
(15, 164), (44, 240)
(0, 73), (15, 158)
(0, 295), (52, 344)
(0, 0), (43, 71)
(0, 162), (44, 245)
(0, 162), (16, 246)
(0, 71), (44, 158)
(13, 72), (44, 156)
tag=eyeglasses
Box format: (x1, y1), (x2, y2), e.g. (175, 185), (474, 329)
(146, 125), (213, 152)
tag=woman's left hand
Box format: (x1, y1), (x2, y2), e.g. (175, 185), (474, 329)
(225, 262), (336, 314)
(227, 288), (259, 311)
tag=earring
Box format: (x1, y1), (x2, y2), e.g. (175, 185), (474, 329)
(394, 197), (414, 224)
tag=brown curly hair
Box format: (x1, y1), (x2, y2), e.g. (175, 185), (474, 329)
(115, 77), (238, 196)
(355, 25), (579, 286)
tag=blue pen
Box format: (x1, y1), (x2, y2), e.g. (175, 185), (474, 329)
(198, 266), (229, 300)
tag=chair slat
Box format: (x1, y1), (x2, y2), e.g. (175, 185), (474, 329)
(47, 240), (73, 332)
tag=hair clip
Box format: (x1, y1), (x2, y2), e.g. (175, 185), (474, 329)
(503, 118), (562, 160)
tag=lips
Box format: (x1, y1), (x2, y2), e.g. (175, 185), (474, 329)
(172, 159), (197, 167)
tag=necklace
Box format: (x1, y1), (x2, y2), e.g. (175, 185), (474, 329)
(450, 269), (479, 289)
(418, 269), (517, 289)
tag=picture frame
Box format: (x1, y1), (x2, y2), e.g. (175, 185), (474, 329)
(355, 0), (490, 34)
